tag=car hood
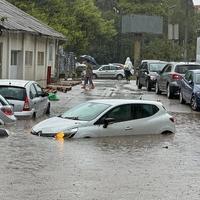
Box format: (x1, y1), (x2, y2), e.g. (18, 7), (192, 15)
(149, 71), (159, 76)
(32, 116), (87, 133)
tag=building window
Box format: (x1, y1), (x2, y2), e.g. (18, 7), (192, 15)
(49, 44), (53, 61)
(25, 51), (33, 66)
(11, 50), (18, 65)
(37, 52), (44, 65)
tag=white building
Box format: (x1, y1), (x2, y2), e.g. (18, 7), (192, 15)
(0, 0), (66, 87)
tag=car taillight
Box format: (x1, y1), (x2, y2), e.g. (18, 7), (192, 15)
(170, 73), (182, 80)
(1, 107), (13, 115)
(169, 117), (175, 123)
(23, 96), (30, 111)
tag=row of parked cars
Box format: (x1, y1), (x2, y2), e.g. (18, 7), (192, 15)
(136, 60), (200, 111)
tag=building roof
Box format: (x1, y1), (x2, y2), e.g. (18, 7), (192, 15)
(0, 0), (66, 39)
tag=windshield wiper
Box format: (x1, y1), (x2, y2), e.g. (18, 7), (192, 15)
(63, 116), (79, 120)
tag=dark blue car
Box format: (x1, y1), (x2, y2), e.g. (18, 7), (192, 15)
(179, 69), (200, 111)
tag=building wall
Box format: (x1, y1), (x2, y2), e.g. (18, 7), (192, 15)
(0, 31), (57, 87)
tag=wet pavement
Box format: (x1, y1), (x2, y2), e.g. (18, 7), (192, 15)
(1, 80), (200, 200)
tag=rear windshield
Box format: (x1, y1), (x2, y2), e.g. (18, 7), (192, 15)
(195, 74), (200, 84)
(175, 65), (200, 74)
(0, 86), (26, 101)
(149, 63), (167, 72)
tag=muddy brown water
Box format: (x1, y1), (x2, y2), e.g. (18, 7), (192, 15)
(0, 80), (200, 200)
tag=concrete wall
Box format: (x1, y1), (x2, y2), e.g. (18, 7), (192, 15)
(0, 31), (58, 87)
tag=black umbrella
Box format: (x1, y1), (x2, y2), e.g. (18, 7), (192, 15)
(80, 55), (97, 65)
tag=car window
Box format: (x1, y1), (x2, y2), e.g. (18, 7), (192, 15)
(105, 104), (132, 122)
(0, 86), (26, 101)
(34, 83), (43, 96)
(110, 65), (118, 70)
(141, 63), (148, 71)
(61, 102), (111, 121)
(101, 66), (110, 71)
(175, 65), (200, 74)
(163, 65), (172, 73)
(184, 71), (193, 82)
(132, 104), (159, 119)
(149, 63), (167, 72)
(30, 84), (37, 99)
(195, 73), (200, 84)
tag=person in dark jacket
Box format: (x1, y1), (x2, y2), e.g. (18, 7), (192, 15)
(81, 60), (95, 89)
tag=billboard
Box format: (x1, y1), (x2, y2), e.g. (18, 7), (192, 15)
(122, 14), (163, 34)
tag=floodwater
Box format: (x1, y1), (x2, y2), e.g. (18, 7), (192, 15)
(0, 80), (200, 200)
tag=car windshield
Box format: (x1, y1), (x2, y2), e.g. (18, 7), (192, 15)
(61, 102), (111, 121)
(0, 86), (26, 100)
(195, 74), (200, 84)
(175, 65), (200, 74)
(149, 63), (166, 72)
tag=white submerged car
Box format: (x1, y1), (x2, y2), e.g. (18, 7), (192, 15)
(31, 99), (175, 138)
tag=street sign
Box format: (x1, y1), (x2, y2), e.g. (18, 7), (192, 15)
(122, 14), (163, 34)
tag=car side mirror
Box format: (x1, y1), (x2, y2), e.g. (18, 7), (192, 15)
(188, 80), (194, 85)
(103, 117), (115, 128)
(41, 92), (49, 97)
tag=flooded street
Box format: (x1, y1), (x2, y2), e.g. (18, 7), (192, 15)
(1, 80), (200, 200)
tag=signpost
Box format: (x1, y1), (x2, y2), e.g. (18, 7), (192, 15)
(121, 14), (163, 72)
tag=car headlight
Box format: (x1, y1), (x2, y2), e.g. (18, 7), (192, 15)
(55, 128), (78, 139)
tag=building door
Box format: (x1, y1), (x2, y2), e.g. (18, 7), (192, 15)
(10, 50), (23, 79)
(0, 43), (2, 78)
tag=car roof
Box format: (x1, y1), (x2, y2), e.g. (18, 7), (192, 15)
(142, 60), (167, 63)
(0, 79), (33, 87)
(88, 99), (163, 107)
(169, 62), (200, 66)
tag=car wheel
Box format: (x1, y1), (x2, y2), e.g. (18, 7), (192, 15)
(137, 80), (142, 89)
(146, 80), (151, 91)
(191, 96), (199, 111)
(155, 82), (161, 94)
(46, 103), (51, 115)
(93, 74), (97, 79)
(179, 91), (185, 104)
(117, 74), (123, 80)
(167, 84), (173, 99)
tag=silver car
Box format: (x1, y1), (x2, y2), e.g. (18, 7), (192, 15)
(31, 99), (175, 138)
(0, 80), (50, 119)
(93, 64), (125, 80)
(0, 94), (16, 125)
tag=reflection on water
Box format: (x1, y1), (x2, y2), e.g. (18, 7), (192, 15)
(0, 111), (200, 199)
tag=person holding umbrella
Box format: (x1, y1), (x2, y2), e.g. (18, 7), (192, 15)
(80, 55), (97, 90)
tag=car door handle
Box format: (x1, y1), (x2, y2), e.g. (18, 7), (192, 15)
(125, 127), (132, 130)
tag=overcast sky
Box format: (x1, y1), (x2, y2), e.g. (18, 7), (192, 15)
(193, 0), (200, 5)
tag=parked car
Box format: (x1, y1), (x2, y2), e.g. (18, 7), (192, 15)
(31, 99), (175, 138)
(110, 63), (124, 68)
(137, 60), (168, 91)
(179, 69), (200, 111)
(93, 64), (125, 80)
(0, 94), (16, 125)
(155, 62), (200, 98)
(0, 80), (50, 119)
(110, 63), (134, 75)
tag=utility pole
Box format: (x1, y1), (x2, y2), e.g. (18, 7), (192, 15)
(183, 0), (189, 62)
